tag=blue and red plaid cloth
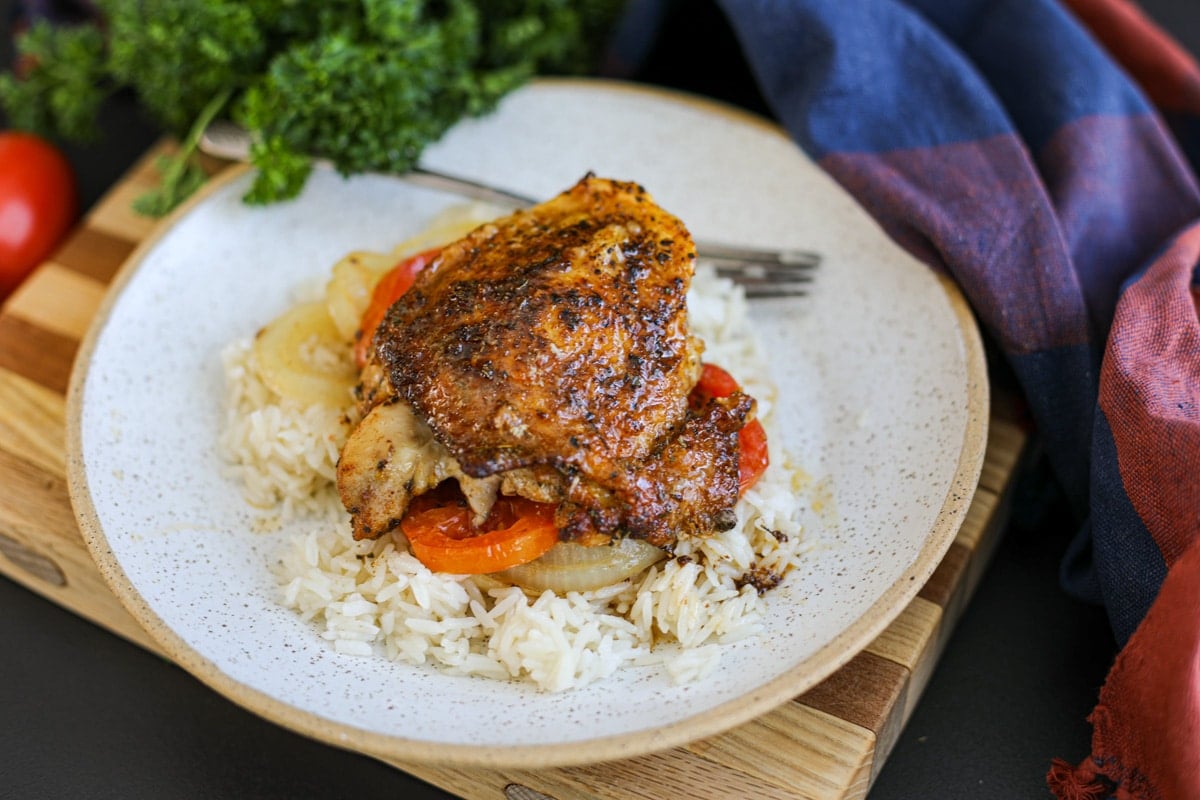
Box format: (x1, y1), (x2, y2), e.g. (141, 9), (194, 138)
(9, 0), (1195, 794)
(713, 0), (1199, 796)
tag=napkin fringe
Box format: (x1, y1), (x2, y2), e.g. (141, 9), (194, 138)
(1047, 757), (1118, 800)
(1048, 753), (1152, 800)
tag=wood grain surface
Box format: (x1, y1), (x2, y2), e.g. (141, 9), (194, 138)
(0, 140), (1026, 800)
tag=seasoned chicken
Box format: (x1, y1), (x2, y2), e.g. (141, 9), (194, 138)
(557, 392), (753, 548)
(337, 175), (753, 547)
(337, 400), (500, 538)
(379, 175), (704, 476)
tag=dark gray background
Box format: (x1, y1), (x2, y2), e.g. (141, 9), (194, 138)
(1, 2), (1196, 798)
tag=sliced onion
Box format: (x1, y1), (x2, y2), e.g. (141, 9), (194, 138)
(253, 301), (357, 407)
(496, 538), (667, 593)
(325, 250), (396, 341)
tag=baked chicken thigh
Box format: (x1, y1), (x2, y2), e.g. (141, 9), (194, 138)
(337, 175), (753, 549)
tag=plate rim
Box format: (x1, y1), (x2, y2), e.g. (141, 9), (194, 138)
(66, 77), (989, 769)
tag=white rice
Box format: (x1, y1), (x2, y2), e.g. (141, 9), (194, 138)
(220, 264), (813, 691)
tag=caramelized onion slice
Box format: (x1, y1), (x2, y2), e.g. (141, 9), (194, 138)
(496, 538), (667, 593)
(253, 301), (356, 407)
(325, 251), (396, 342)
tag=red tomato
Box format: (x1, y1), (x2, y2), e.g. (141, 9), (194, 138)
(0, 132), (77, 298)
(400, 491), (559, 574)
(688, 362), (770, 495)
(737, 419), (769, 493)
(691, 362), (742, 404)
(353, 246), (441, 367)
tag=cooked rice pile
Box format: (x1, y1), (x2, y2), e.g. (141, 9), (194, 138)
(219, 265), (812, 691)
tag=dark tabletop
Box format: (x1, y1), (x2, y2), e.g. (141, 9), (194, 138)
(1, 3), (1197, 798)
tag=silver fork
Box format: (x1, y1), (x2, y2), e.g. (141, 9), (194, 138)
(200, 122), (820, 297)
(402, 168), (820, 298)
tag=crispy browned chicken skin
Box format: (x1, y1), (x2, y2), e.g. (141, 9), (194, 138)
(338, 175), (753, 548)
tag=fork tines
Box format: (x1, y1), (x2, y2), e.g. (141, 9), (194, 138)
(701, 243), (820, 298)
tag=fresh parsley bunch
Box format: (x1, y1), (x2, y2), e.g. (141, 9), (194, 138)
(0, 0), (623, 215)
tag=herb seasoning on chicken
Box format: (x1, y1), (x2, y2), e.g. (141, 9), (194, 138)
(337, 175), (757, 558)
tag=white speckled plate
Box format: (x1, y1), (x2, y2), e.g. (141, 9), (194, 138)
(67, 79), (986, 768)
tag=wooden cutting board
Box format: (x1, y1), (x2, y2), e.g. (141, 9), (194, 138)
(0, 140), (1026, 800)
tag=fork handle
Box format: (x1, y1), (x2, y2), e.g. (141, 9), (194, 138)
(407, 168), (535, 208)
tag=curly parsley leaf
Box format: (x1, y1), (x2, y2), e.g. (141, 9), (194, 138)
(0, 21), (108, 140)
(104, 0), (269, 133)
(242, 134), (313, 206)
(1, 0), (625, 215)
